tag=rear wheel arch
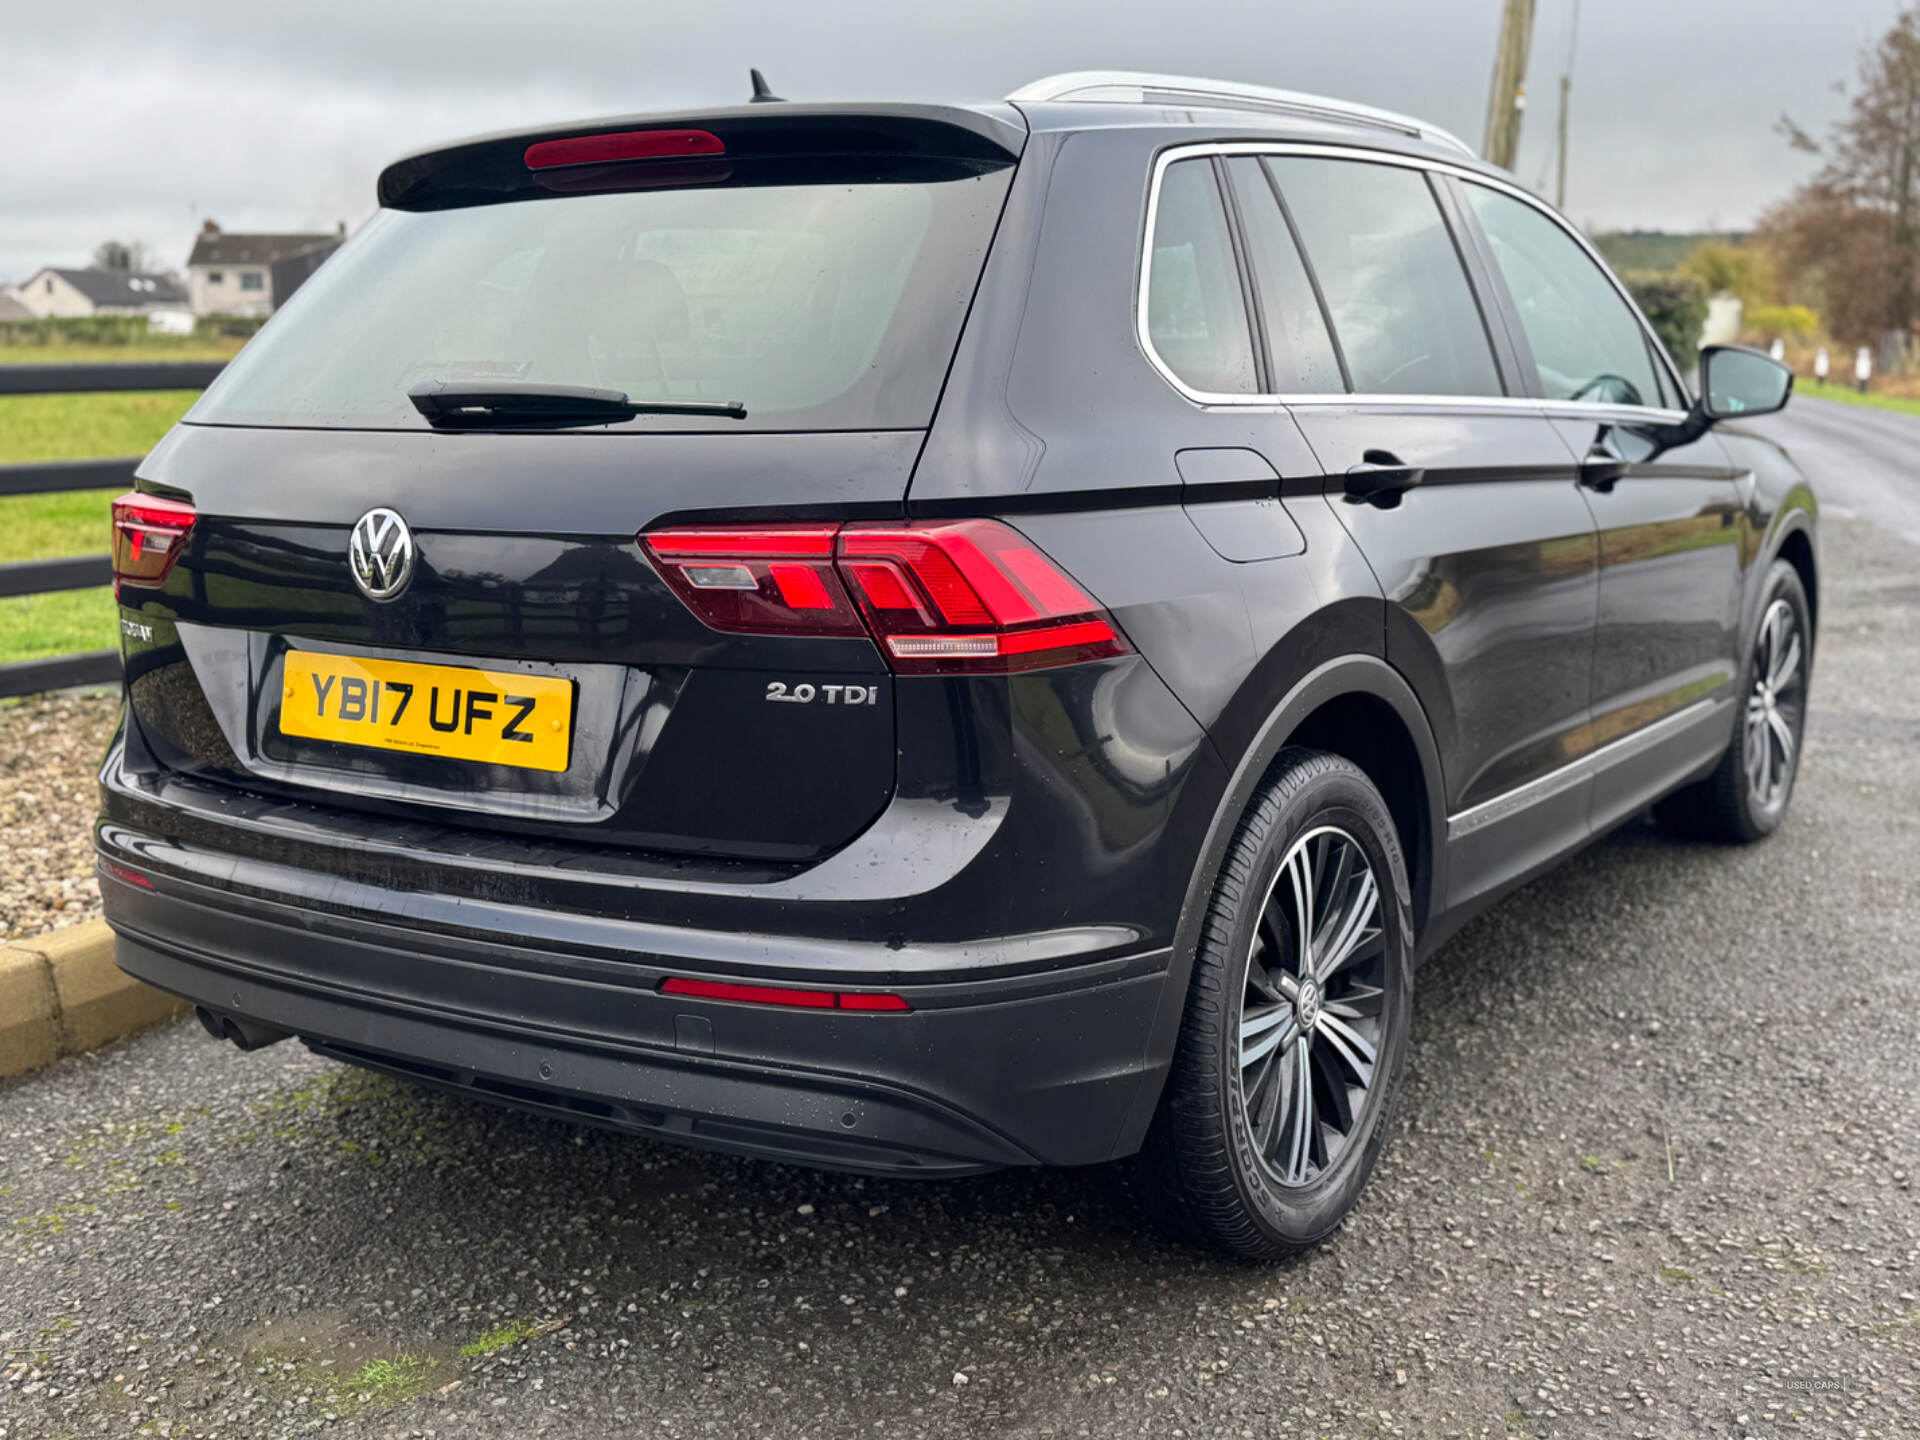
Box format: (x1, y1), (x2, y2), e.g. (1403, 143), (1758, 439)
(1112, 652), (1445, 1159)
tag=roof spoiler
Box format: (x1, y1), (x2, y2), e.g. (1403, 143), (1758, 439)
(378, 103), (1027, 211)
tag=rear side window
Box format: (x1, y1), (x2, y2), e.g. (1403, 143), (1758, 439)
(1462, 183), (1663, 408)
(191, 169), (1013, 433)
(1224, 157), (1344, 393)
(1145, 159), (1258, 395)
(1267, 157), (1501, 398)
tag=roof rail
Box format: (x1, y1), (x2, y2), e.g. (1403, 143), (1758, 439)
(1007, 71), (1475, 158)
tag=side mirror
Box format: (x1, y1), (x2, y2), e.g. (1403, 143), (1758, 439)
(1699, 343), (1793, 421)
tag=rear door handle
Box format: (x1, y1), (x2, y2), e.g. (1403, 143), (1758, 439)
(1343, 449), (1425, 508)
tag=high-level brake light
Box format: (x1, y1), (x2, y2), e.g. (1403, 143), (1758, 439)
(640, 519), (1130, 675)
(524, 129), (726, 170)
(111, 492), (196, 593)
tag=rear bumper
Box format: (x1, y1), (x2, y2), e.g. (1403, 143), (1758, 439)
(100, 858), (1173, 1176)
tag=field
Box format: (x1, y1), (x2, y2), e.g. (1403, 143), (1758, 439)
(0, 385), (205, 666)
(1795, 375), (1920, 416)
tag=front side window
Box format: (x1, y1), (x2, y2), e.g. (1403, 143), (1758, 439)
(239, 271), (265, 292)
(1145, 159), (1257, 395)
(1266, 157), (1501, 398)
(1463, 184), (1662, 408)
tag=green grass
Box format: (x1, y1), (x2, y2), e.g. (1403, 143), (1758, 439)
(0, 386), (206, 668)
(0, 390), (200, 465)
(1796, 377), (1920, 418)
(1, 486), (124, 562)
(337, 1355), (439, 1408)
(0, 588), (117, 664)
(458, 1317), (548, 1359)
(0, 341), (244, 365)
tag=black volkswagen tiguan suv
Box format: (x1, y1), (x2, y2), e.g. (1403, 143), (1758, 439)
(98, 72), (1816, 1257)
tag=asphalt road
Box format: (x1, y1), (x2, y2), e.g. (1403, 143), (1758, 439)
(4, 399), (1917, 1440)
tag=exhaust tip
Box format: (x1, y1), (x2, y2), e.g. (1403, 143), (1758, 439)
(194, 1005), (290, 1053)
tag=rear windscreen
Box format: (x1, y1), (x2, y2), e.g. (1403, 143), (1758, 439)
(190, 168), (1013, 432)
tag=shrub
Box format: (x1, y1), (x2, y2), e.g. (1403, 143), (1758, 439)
(1623, 271), (1708, 366)
(1679, 241), (1775, 305)
(1742, 303), (1821, 341)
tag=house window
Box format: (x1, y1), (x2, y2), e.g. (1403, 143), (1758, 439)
(45, 279), (54, 294)
(239, 272), (265, 292)
(208, 271), (224, 284)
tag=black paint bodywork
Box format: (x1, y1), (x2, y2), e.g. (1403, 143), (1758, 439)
(98, 97), (1818, 1175)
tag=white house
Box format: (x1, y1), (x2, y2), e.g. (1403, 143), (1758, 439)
(186, 221), (344, 317)
(10, 267), (190, 318)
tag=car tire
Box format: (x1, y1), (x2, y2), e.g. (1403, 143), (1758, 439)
(1126, 748), (1414, 1259)
(1655, 559), (1812, 844)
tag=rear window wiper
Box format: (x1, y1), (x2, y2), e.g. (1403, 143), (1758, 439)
(407, 379), (746, 427)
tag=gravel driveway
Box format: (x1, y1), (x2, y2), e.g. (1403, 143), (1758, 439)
(0, 689), (116, 941)
(2, 505), (1915, 1440)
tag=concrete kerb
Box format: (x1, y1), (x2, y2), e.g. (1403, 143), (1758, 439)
(0, 920), (187, 1079)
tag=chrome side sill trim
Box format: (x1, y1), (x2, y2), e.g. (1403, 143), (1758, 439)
(1446, 697), (1728, 841)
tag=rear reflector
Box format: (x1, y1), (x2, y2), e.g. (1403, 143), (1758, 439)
(659, 977), (911, 1012)
(98, 857), (154, 890)
(110, 491), (196, 593)
(524, 129), (726, 169)
(640, 519), (1129, 675)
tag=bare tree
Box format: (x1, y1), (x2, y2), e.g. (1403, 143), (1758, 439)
(92, 240), (151, 273)
(1761, 9), (1920, 350)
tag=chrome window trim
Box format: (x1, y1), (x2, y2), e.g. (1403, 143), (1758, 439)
(1136, 141), (1692, 425)
(1446, 696), (1728, 841)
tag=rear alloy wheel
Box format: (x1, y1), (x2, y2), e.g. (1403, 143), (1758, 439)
(1128, 749), (1412, 1259)
(1656, 559), (1812, 843)
(1238, 826), (1389, 1189)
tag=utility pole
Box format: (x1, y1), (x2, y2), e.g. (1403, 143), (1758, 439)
(1554, 0), (1581, 209)
(1482, 0), (1538, 170)
(1555, 71), (1570, 206)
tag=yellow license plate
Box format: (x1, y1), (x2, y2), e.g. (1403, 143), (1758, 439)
(280, 652), (574, 773)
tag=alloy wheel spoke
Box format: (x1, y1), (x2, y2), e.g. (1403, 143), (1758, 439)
(1769, 631), (1802, 692)
(1246, 933), (1287, 1004)
(1311, 839), (1356, 958)
(1285, 843), (1317, 975)
(1317, 867), (1381, 983)
(1765, 705), (1797, 775)
(1240, 1007), (1298, 1070)
(1312, 1043), (1356, 1134)
(1283, 1040), (1316, 1184)
(1322, 980), (1385, 1021)
(1317, 1013), (1377, 1086)
(1253, 1045), (1290, 1153)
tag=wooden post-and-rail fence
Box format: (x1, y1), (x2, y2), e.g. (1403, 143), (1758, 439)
(0, 361), (225, 698)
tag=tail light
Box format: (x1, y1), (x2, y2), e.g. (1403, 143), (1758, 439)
(111, 492), (196, 593)
(641, 520), (1130, 675)
(643, 526), (865, 637)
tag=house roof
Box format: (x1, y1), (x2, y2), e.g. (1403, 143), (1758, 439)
(0, 292), (33, 321)
(43, 268), (189, 307)
(188, 232), (338, 267)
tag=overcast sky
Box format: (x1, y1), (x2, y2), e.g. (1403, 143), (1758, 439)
(0, 0), (1903, 282)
